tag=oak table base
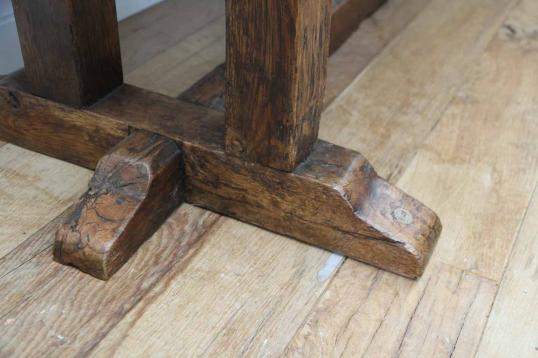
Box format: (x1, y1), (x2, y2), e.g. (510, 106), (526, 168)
(2, 0), (440, 280)
(0, 73), (441, 279)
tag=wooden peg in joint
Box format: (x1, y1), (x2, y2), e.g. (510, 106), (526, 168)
(54, 130), (184, 280)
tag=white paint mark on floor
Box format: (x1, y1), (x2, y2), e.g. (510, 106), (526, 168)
(4, 318), (14, 326)
(481, 169), (493, 189)
(317, 253), (344, 282)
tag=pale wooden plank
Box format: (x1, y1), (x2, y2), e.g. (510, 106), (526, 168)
(475, 4), (538, 354)
(325, 0), (430, 106)
(87, 0), (517, 356)
(320, 0), (516, 179)
(126, 16), (225, 96)
(286, 262), (497, 357)
(0, 208), (68, 279)
(119, 0), (224, 73)
(476, 184), (538, 358)
(0, 145), (91, 258)
(92, 220), (339, 357)
(287, 1), (538, 356)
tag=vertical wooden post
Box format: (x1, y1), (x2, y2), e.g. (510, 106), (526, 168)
(225, 0), (332, 171)
(11, 0), (123, 107)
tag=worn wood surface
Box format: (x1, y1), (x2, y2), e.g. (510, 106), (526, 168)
(225, 0), (331, 171)
(1, 0), (537, 356)
(11, 0), (123, 107)
(55, 131), (184, 279)
(0, 73), (128, 169)
(0, 145), (91, 259)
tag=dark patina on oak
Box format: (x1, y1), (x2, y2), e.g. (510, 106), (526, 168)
(55, 130), (183, 280)
(0, 77), (441, 279)
(0, 0), (440, 279)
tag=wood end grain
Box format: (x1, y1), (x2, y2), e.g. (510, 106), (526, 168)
(54, 130), (184, 279)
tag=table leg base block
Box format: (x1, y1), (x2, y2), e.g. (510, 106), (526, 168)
(185, 140), (441, 279)
(54, 130), (184, 280)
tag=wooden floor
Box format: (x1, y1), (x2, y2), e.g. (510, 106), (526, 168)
(1, 0), (537, 356)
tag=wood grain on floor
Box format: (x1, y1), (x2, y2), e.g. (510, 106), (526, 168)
(0, 0), (537, 356)
(0, 146), (91, 259)
(119, 0), (225, 73)
(477, 184), (538, 358)
(324, 0), (430, 105)
(286, 262), (497, 357)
